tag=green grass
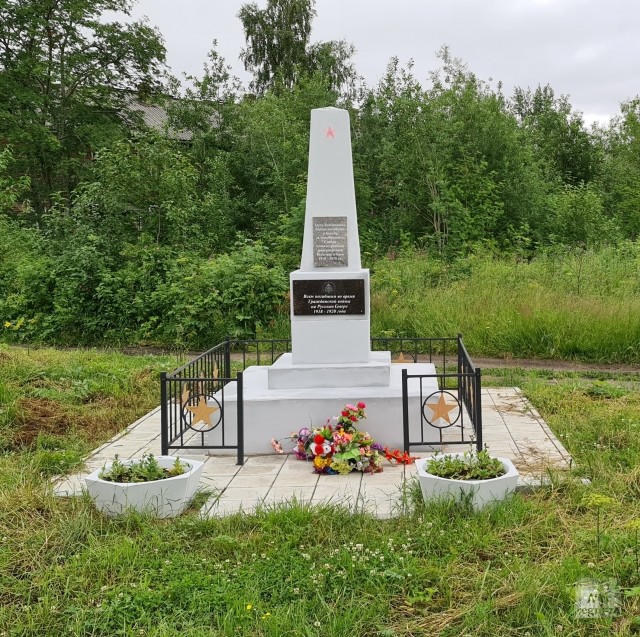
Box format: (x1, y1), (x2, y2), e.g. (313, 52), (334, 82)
(3, 346), (640, 635)
(0, 345), (184, 468)
(368, 246), (640, 363)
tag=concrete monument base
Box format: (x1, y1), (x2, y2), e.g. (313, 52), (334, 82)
(207, 361), (440, 455)
(267, 351), (391, 389)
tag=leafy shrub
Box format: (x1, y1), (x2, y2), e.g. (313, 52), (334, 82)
(137, 240), (288, 347)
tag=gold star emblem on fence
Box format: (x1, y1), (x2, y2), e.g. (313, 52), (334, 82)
(186, 396), (218, 428)
(426, 393), (458, 424)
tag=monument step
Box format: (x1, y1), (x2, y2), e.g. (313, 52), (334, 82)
(267, 351), (391, 389)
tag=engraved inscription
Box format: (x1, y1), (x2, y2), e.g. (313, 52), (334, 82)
(313, 216), (348, 267)
(293, 279), (365, 316)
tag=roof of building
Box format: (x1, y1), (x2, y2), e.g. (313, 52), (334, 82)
(124, 94), (219, 141)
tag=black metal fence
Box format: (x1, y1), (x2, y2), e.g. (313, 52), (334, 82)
(222, 335), (462, 370)
(372, 336), (458, 371)
(160, 335), (481, 459)
(160, 338), (244, 463)
(401, 335), (482, 453)
(228, 338), (291, 368)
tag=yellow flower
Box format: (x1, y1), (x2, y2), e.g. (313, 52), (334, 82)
(3, 321), (11, 328)
(313, 456), (331, 470)
(246, 604), (252, 611)
(261, 612), (271, 620)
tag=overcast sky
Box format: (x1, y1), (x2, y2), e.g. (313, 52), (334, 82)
(126, 0), (640, 126)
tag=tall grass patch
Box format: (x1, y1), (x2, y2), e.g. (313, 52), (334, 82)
(0, 345), (181, 455)
(371, 246), (640, 362)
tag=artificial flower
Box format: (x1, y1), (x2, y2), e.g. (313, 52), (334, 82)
(269, 401), (417, 475)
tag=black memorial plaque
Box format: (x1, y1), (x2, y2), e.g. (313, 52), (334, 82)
(293, 279), (365, 316)
(313, 216), (348, 267)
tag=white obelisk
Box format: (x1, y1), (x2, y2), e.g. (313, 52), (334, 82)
(290, 107), (371, 364)
(210, 107), (437, 451)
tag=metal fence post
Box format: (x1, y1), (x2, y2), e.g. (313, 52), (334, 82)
(224, 336), (231, 380)
(474, 367), (483, 452)
(160, 372), (168, 455)
(236, 371), (244, 465)
(457, 333), (463, 401)
(402, 369), (410, 453)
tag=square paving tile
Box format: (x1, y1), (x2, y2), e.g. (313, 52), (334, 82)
(262, 486), (316, 503)
(205, 499), (249, 517)
(200, 463), (242, 477)
(278, 458), (317, 473)
(200, 475), (235, 490)
(230, 474), (279, 490)
(313, 483), (361, 501)
(272, 472), (319, 487)
(223, 485), (271, 500)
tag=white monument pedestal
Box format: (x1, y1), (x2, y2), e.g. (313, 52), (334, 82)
(268, 351), (390, 390)
(208, 363), (439, 454)
(288, 269), (371, 365)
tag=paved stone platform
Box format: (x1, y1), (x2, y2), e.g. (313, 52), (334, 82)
(53, 388), (572, 519)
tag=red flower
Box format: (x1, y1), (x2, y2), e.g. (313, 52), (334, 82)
(314, 444), (325, 455)
(349, 415), (357, 422)
(357, 401), (366, 409)
(383, 446), (418, 464)
(314, 434), (325, 444)
(341, 411), (349, 417)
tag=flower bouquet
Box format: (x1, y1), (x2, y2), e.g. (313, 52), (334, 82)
(271, 402), (415, 475)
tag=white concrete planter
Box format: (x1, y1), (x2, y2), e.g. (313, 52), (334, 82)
(415, 453), (519, 510)
(85, 456), (204, 518)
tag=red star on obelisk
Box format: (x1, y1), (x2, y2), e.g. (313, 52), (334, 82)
(325, 125), (335, 138)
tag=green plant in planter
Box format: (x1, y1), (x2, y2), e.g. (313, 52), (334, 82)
(426, 448), (505, 480)
(99, 453), (186, 483)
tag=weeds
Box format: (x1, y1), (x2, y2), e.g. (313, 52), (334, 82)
(426, 448), (506, 480)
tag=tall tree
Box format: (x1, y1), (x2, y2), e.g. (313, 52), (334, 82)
(0, 0), (166, 212)
(238, 0), (355, 95)
(511, 85), (600, 185)
(354, 50), (547, 255)
(602, 99), (640, 238)
(0, 147), (30, 214)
